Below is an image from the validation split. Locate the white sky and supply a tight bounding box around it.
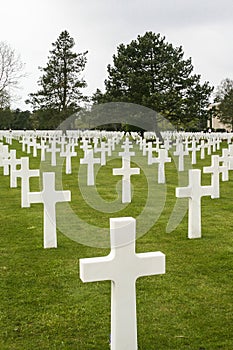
[1,0,233,110]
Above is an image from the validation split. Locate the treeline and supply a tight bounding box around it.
[0,30,232,131]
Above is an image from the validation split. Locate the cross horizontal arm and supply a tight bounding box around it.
[136,252,165,278]
[80,253,114,282]
[176,187,192,198]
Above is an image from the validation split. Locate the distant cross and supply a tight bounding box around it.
[113,157,140,203]
[47,139,61,166]
[94,141,109,166]
[206,138,212,155]
[12,157,40,207]
[19,135,28,152]
[60,143,77,174]
[173,142,189,171]
[80,149,101,186]
[203,155,228,199]
[151,149,171,184]
[119,138,135,160]
[80,138,92,157]
[227,145,233,170]
[37,139,49,161]
[197,140,206,160]
[59,135,67,154]
[219,148,233,170]
[176,169,213,239]
[80,217,165,350]
[31,137,39,157]
[187,138,198,164]
[0,144,9,167]
[28,172,71,248]
[3,149,22,186]
[147,142,159,165]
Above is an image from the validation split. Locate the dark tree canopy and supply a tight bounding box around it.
[215,78,233,129]
[27,30,88,126]
[93,32,213,129]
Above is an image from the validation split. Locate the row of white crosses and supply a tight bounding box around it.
[1,138,166,350]
[0,141,71,249]
[2,130,233,350]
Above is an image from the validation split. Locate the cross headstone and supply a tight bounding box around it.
[113,157,140,203]
[173,142,189,171]
[12,157,40,207]
[151,149,171,184]
[47,139,61,166]
[203,155,228,198]
[28,172,71,248]
[94,141,109,166]
[0,144,9,167]
[80,149,101,186]
[2,149,22,186]
[176,169,213,238]
[80,217,165,350]
[60,143,77,174]
[37,139,49,161]
[197,140,206,160]
[187,138,198,165]
[219,148,233,170]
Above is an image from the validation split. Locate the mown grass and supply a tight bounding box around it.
[0,138,232,349]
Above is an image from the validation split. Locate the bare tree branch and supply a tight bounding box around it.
[0,41,25,108]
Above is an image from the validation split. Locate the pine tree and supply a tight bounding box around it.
[27,30,88,123]
[93,32,213,130]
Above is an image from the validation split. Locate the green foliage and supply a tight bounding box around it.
[215,78,233,130]
[93,32,213,130]
[0,108,31,130]
[26,30,88,127]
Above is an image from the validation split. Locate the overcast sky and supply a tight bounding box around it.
[1,0,233,110]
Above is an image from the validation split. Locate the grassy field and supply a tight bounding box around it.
[0,137,232,349]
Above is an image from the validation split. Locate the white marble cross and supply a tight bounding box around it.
[60,143,77,174]
[3,149,22,186]
[38,139,49,161]
[94,141,109,166]
[80,149,101,186]
[80,217,165,350]
[197,140,206,160]
[147,142,159,165]
[227,144,233,170]
[28,172,71,248]
[0,144,9,167]
[80,138,92,157]
[47,139,61,166]
[219,148,233,170]
[151,149,171,184]
[113,157,140,203]
[176,169,214,238]
[187,138,198,164]
[120,138,135,160]
[203,155,228,198]
[173,142,189,171]
[12,157,40,207]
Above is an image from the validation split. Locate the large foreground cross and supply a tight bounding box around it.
[80,217,165,350]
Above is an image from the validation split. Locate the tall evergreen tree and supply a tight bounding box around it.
[215,78,233,129]
[93,32,213,129]
[27,30,88,125]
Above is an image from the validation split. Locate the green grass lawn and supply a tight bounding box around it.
[0,138,232,349]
